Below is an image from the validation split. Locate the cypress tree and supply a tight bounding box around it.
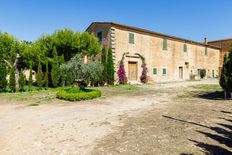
[0,63,7,92]
[9,67,16,92]
[51,47,60,87]
[19,69,25,91]
[101,47,107,84]
[107,47,114,85]
[29,62,33,88]
[44,61,49,88]
[36,62,43,87]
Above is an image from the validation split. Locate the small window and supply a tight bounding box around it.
[129,33,134,44]
[183,44,187,52]
[162,68,167,75]
[205,47,208,56]
[163,38,168,50]
[153,68,157,75]
[97,32,103,43]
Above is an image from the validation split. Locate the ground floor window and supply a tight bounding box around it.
[153,68,157,75]
[162,68,167,75]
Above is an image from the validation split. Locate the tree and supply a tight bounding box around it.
[60,54,103,86]
[107,48,114,85]
[51,47,60,87]
[29,62,33,88]
[36,62,43,87]
[0,63,7,92]
[117,53,127,84]
[101,47,108,84]
[220,51,232,99]
[44,60,49,87]
[9,67,16,92]
[19,69,25,91]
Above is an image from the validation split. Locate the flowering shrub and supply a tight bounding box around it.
[117,53,128,84]
[135,53,148,83]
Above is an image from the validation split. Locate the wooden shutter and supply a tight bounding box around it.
[163,38,167,50]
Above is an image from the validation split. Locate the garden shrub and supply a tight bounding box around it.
[56,87,101,101]
[199,69,206,79]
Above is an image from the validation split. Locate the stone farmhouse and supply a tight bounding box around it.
[86,22,231,83]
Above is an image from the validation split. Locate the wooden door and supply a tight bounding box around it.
[128,62,138,81]
[179,67,183,79]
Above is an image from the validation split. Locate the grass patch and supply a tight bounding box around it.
[98,84,137,91]
[28,103,39,106]
[191,84,222,91]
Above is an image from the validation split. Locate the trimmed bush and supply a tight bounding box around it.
[56,87,101,101]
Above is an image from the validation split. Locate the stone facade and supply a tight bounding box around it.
[208,38,232,72]
[86,22,221,83]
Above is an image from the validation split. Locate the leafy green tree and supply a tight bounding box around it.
[107,48,114,85]
[19,69,25,91]
[0,63,7,92]
[220,51,232,99]
[36,62,43,87]
[44,60,49,88]
[9,67,16,92]
[101,47,108,84]
[29,62,33,87]
[51,47,60,87]
[60,54,103,86]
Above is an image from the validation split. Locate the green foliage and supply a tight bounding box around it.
[60,54,103,86]
[199,69,206,79]
[101,47,108,84]
[44,60,49,87]
[107,48,114,85]
[56,87,101,101]
[51,47,60,87]
[36,62,44,87]
[0,63,7,92]
[19,69,25,91]
[220,51,232,96]
[29,62,33,87]
[9,67,16,92]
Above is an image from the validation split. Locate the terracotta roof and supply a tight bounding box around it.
[208,38,232,43]
[86,22,221,49]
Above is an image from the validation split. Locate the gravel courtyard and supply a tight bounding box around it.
[0,79,231,155]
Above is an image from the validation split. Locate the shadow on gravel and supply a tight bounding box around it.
[194,91,227,100]
[163,114,232,155]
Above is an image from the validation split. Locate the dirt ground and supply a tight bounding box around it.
[0,79,231,155]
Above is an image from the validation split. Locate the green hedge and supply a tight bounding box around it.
[56,87,101,101]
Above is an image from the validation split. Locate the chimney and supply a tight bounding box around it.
[204,37,208,45]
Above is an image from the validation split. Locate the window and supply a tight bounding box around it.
[129,33,134,44]
[205,47,208,56]
[163,38,168,50]
[162,68,167,75]
[97,32,103,43]
[183,44,187,52]
[153,68,157,75]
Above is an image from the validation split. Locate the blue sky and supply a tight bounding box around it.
[0,0,231,42]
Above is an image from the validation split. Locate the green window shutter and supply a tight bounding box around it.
[205,47,208,56]
[97,32,103,43]
[212,70,215,78]
[162,68,167,75]
[153,68,157,75]
[163,38,167,50]
[184,44,187,52]
[129,33,134,44]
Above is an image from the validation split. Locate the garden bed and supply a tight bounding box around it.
[56,86,101,101]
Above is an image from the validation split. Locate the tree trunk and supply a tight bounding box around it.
[4,53,20,88]
[224,91,227,99]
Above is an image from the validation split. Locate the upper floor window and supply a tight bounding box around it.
[97,32,103,43]
[163,38,168,50]
[205,47,208,56]
[183,44,187,52]
[129,33,135,44]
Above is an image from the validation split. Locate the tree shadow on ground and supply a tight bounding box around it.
[194,91,229,100]
[163,114,232,155]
